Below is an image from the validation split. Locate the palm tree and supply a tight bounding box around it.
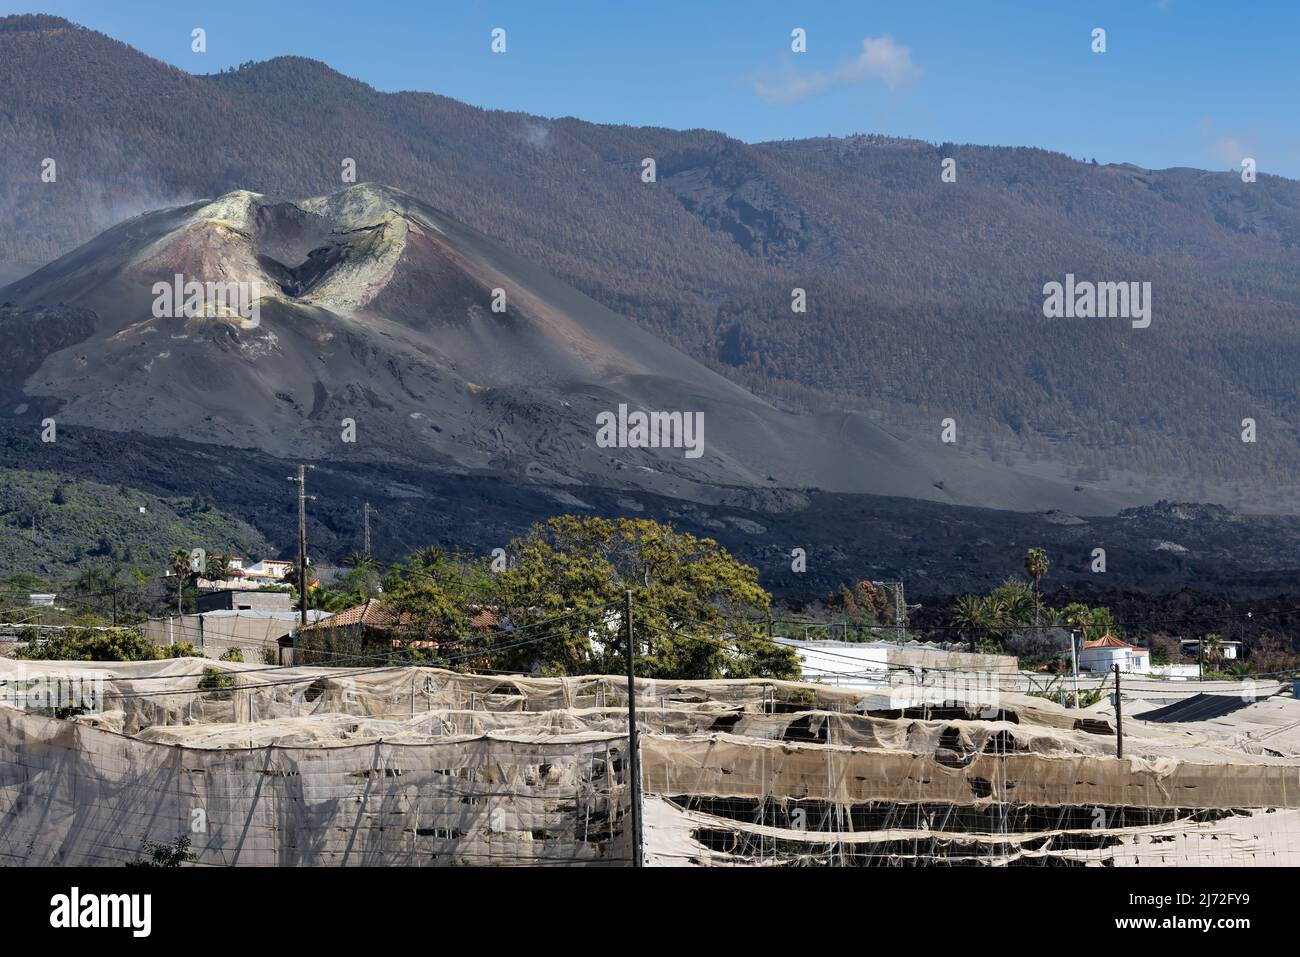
[951,593,1016,648]
[307,584,353,612]
[342,551,377,571]
[168,548,193,615]
[1023,548,1049,627]
[1060,602,1094,640]
[1202,633,1224,672]
[409,546,438,563]
[168,548,193,578]
[950,594,990,644]
[993,578,1035,629]
[1058,602,1095,685]
[206,553,232,581]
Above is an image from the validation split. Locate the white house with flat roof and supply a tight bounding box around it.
[1179,638,1242,661]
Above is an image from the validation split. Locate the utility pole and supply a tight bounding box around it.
[288,465,315,629]
[894,582,905,645]
[1070,628,1080,709]
[624,589,643,867]
[1113,664,1124,758]
[363,501,371,555]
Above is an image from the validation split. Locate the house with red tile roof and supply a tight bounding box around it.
[1078,633,1150,674]
[286,599,503,665]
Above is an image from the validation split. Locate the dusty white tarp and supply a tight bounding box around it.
[2,659,1298,866]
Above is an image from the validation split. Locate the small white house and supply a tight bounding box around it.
[1148,663,1201,680]
[27,594,56,607]
[1078,634,1150,674]
[242,559,293,582]
[1180,638,1241,661]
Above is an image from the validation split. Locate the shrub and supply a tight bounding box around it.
[16,627,158,661]
[126,835,196,868]
[162,642,204,658]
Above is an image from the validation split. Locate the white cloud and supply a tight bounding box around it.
[753,35,923,105]
[1206,135,1250,168]
[1200,117,1258,169]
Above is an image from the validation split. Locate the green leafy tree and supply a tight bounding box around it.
[486,516,797,679]
[379,547,492,653]
[322,560,385,608]
[1090,607,1120,640]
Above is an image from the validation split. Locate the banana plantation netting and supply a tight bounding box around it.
[2,657,1298,866]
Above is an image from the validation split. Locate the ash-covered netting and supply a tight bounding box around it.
[1,658,1298,866]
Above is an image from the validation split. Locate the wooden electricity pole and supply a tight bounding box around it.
[288,465,315,629]
[1070,629,1081,708]
[624,589,643,867]
[1113,664,1124,759]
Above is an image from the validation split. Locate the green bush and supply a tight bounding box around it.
[126,835,196,868]
[162,642,205,658]
[16,627,159,661]
[197,667,235,694]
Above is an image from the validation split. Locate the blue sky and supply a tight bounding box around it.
[8,0,1300,178]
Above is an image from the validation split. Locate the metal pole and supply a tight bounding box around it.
[624,589,643,867]
[297,465,308,629]
[1113,664,1123,759]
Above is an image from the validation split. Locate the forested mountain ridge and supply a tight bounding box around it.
[2,14,1298,508]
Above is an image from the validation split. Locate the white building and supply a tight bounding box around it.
[1078,634,1150,674]
[241,559,294,583]
[772,638,892,689]
[1180,638,1242,661]
[772,637,1018,690]
[1148,662,1202,680]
